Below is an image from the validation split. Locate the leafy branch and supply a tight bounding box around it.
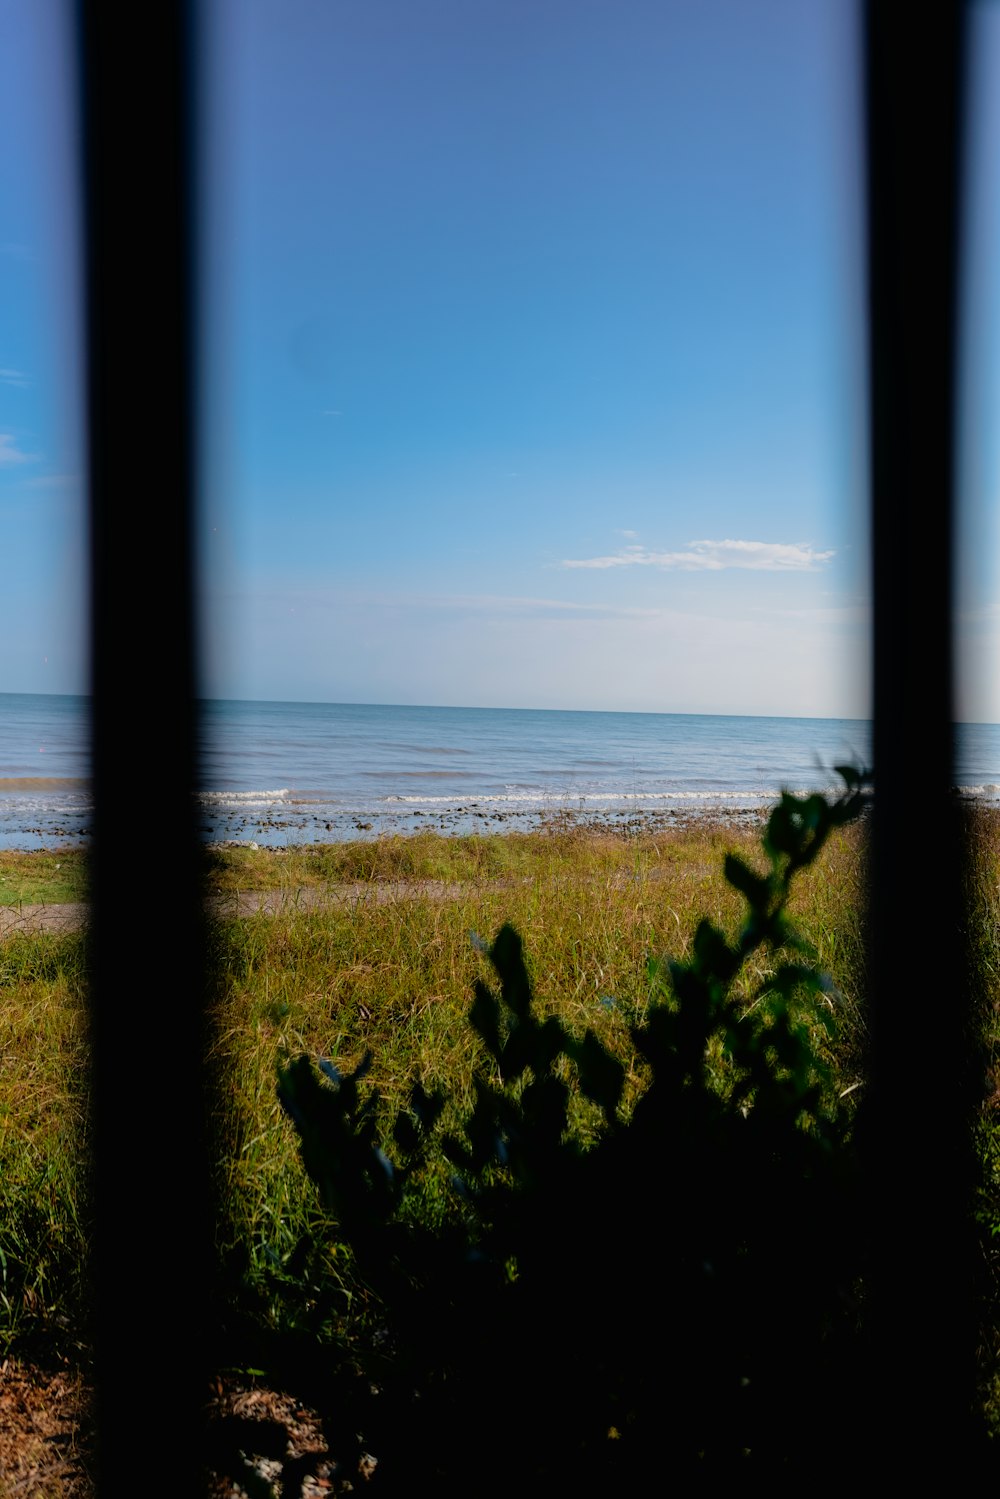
[274,771,868,1482]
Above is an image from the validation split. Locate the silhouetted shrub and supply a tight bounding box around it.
[275,773,868,1488]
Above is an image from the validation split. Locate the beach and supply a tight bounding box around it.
[0,692,884,850]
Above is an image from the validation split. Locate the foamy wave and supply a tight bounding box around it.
[0,794,91,816]
[381,789,797,806]
[199,788,290,806]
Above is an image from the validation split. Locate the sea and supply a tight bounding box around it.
[1,691,998,851]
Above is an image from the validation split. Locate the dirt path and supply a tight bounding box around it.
[1,862,724,938]
[0,902,89,938]
[0,1361,370,1497]
[0,879,526,938]
[0,1361,92,1498]
[0,860,730,938]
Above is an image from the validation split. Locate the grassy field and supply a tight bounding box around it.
[0,817,867,1343]
[1,811,998,1429]
[0,849,87,906]
[0,927,89,1353]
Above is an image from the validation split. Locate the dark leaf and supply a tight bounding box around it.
[724,853,771,910]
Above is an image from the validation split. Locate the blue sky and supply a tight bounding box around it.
[0,1,83,698]
[3,1,999,718]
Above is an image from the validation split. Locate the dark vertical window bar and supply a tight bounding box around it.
[865,1,980,1456]
[77,2,209,1488]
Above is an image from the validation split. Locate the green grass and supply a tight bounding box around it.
[0,850,88,907]
[2,810,999,1436]
[202,817,766,893]
[965,809,1000,1435]
[0,933,90,1354]
[0,818,870,1357]
[204,818,870,1337]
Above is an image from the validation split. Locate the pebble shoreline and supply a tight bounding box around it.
[209,801,775,848]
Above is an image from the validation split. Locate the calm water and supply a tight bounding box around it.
[0,691,996,849]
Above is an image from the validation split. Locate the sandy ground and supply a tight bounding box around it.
[0,1362,375,1497]
[0,856,732,938]
[0,1362,92,1498]
[0,882,500,938]
[0,903,89,938]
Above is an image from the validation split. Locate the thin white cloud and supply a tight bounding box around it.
[0,368,29,388]
[0,433,34,466]
[561,539,835,572]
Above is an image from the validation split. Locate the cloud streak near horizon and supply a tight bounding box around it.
[561,539,835,572]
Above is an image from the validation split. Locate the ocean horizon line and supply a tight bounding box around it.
[2,689,880,726]
[8,687,1000,731]
[2,693,999,850]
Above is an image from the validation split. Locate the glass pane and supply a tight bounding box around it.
[958,4,1000,781]
[0,1,87,848]
[197,1,876,1479]
[956,2,1000,1437]
[200,0,871,835]
[0,0,90,1461]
